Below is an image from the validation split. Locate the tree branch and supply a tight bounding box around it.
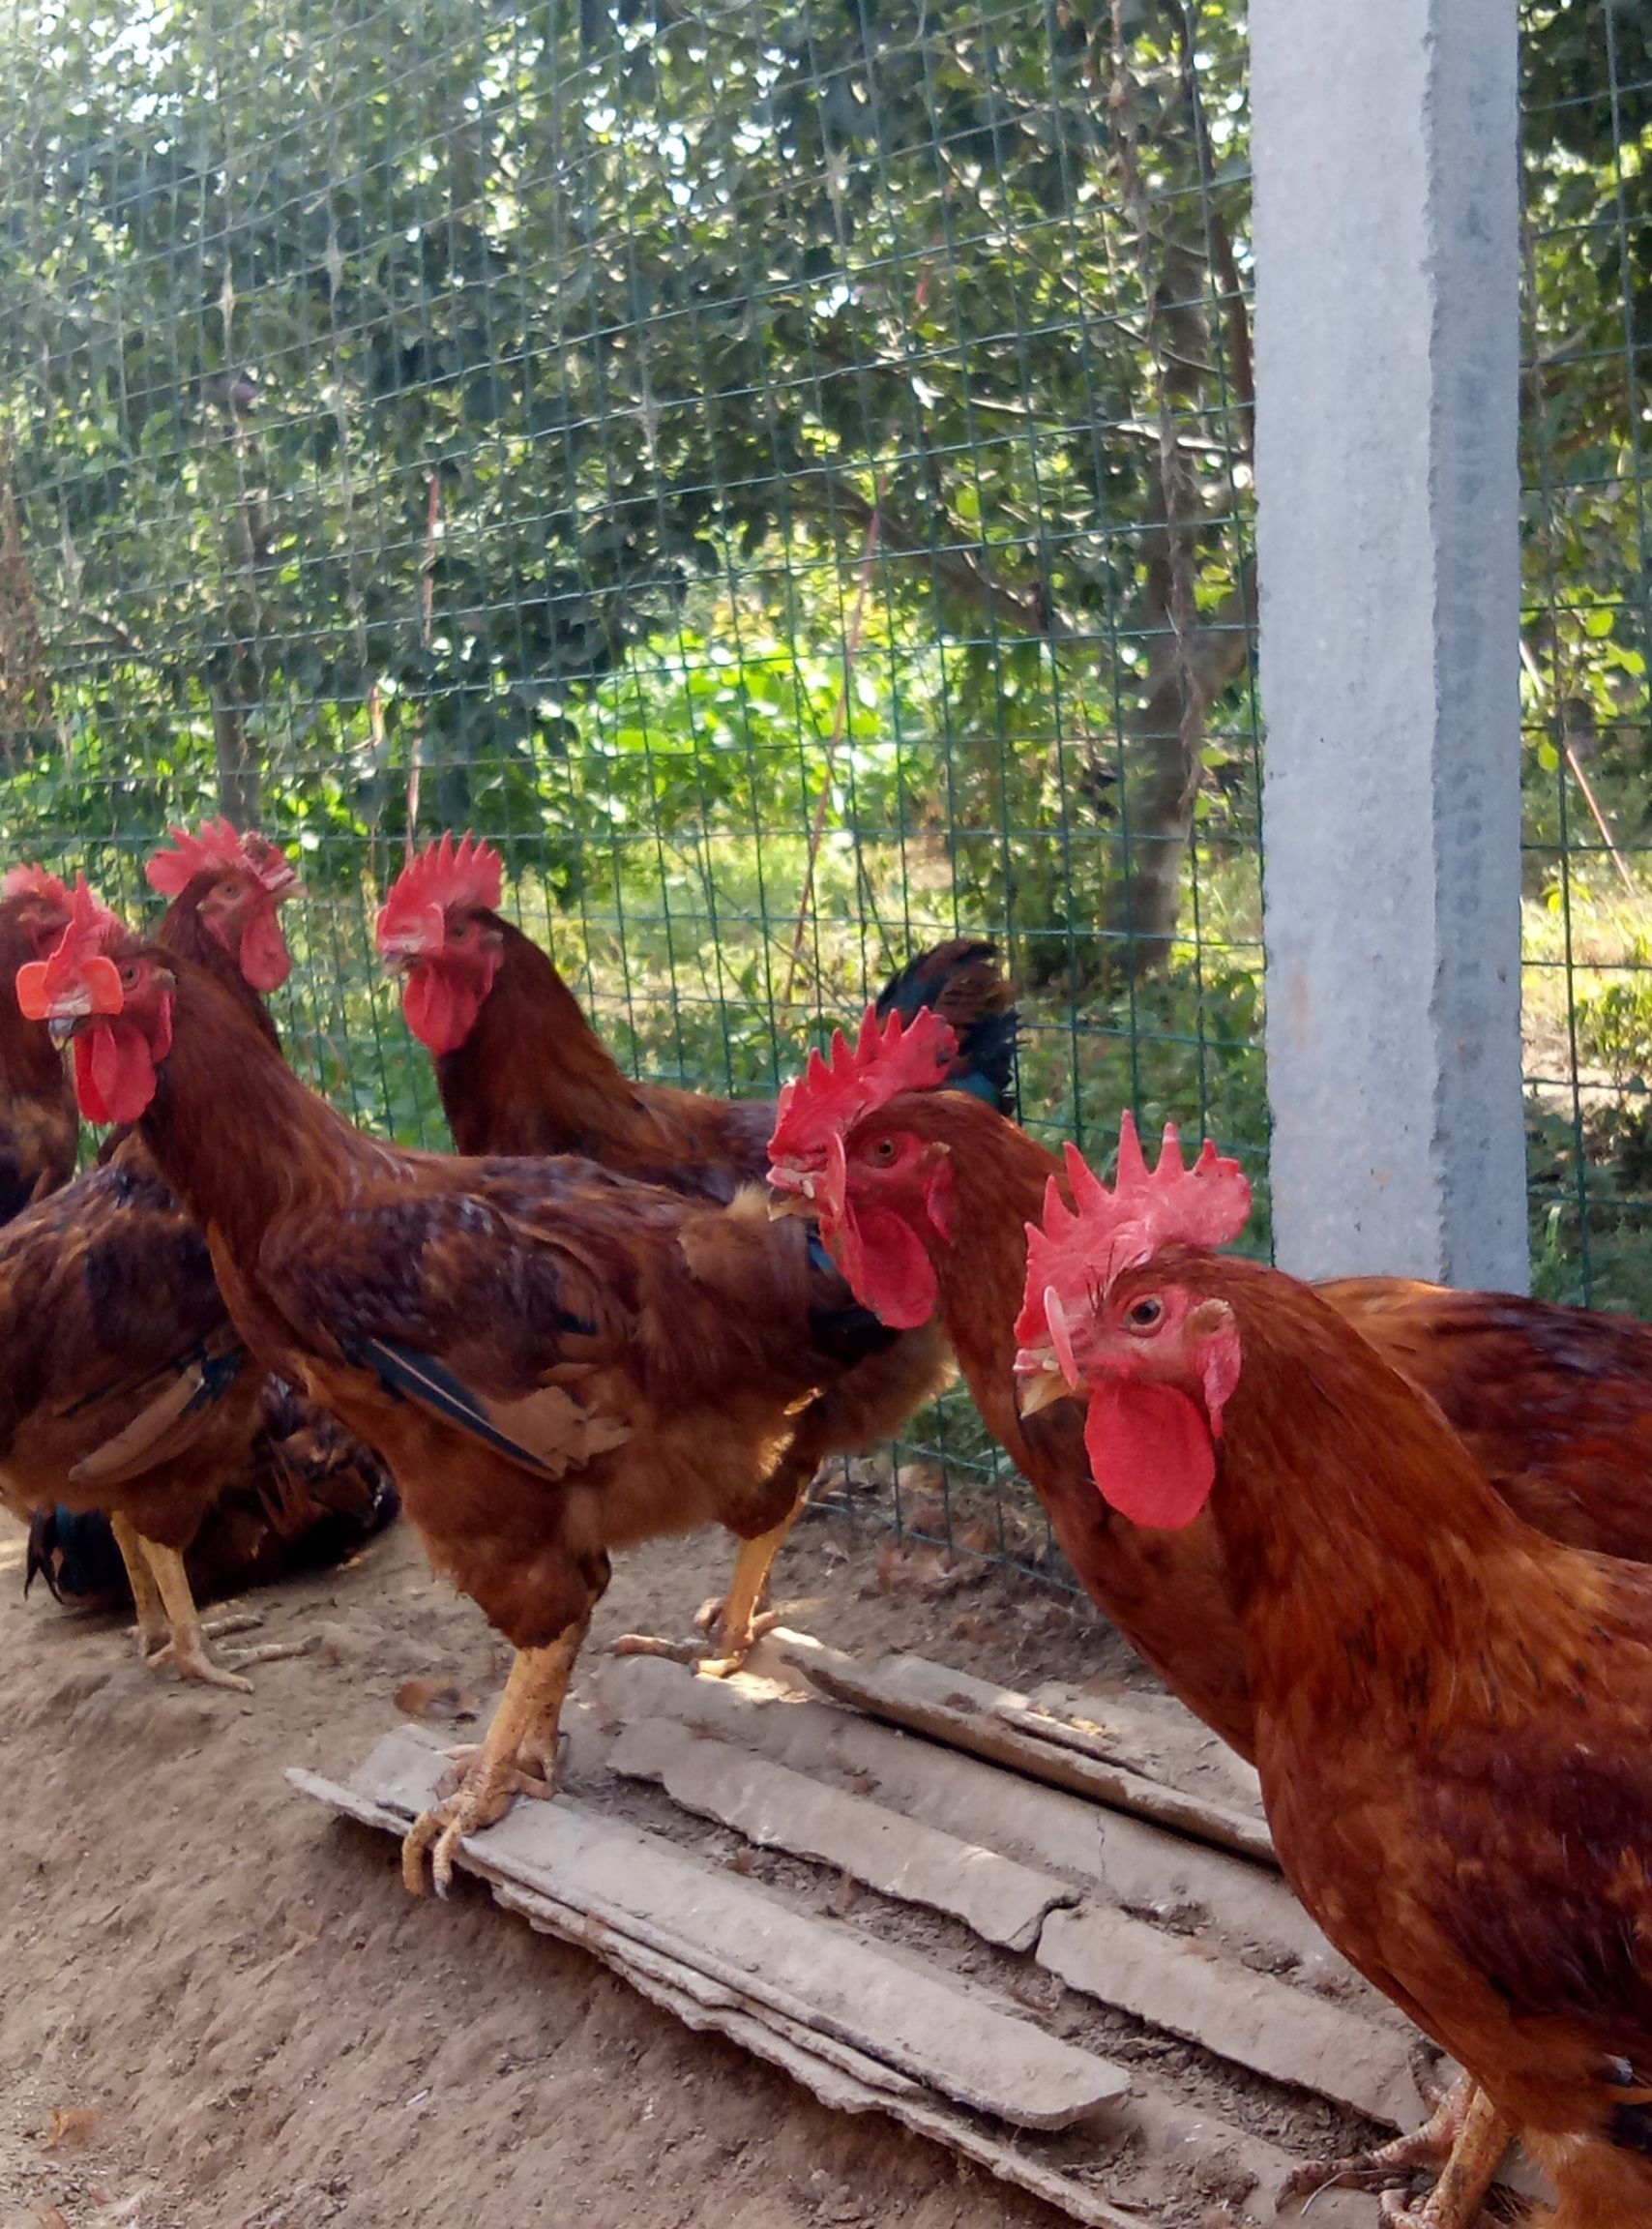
[790,471,1058,640]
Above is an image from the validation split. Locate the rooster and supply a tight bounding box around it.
[0,865,79,1219]
[146,816,300,1022]
[25,822,398,1628]
[28,911,984,1894]
[1015,1131,1652,2229]
[372,831,1016,1667]
[374,829,1015,1192]
[5,830,387,1688]
[26,1376,398,1613]
[769,1019,1652,2221]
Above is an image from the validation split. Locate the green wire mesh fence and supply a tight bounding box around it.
[1521,0,1652,1319]
[0,0,1642,1585]
[0,0,1261,1587]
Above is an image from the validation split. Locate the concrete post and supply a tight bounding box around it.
[1252,0,1528,1291]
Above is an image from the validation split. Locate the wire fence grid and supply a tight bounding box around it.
[0,0,1644,1587]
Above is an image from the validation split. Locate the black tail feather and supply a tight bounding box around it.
[875,937,1018,1116]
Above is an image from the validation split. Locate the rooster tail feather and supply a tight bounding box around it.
[873,938,1018,1116]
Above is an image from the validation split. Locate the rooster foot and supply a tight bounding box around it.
[146,1632,254,1693]
[401,1768,550,1900]
[198,1610,266,1641]
[437,1731,563,1794]
[610,1602,782,1679]
[402,1637,586,1900]
[1282,2072,1508,2229]
[148,1631,311,1690]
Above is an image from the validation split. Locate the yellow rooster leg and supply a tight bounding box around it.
[109,1512,170,1658]
[1377,2085,1511,2227]
[611,1499,802,1679]
[402,1622,587,1900]
[138,1540,308,1692]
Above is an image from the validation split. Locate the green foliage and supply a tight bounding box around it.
[0,0,1648,1359]
[1572,934,1652,1089]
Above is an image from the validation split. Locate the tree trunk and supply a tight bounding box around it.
[1100,564,1256,976]
[213,695,260,828]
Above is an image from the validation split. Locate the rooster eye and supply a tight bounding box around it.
[217,877,242,899]
[1124,1296,1165,1332]
[119,962,139,987]
[870,1137,899,1164]
[451,919,471,941]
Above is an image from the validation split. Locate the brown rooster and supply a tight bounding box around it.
[23,824,396,1648]
[0,865,78,1219]
[374,830,1016,1192]
[769,1025,1652,2221]
[30,917,974,1894]
[371,831,1015,1667]
[147,815,300,1020]
[1017,1137,1652,2229]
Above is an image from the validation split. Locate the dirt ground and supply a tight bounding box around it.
[0,1503,1147,2229]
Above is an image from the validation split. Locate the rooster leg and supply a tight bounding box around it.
[109,1513,170,1658]
[611,1492,806,1678]
[1281,2070,1504,2218]
[402,1619,588,1900]
[693,1507,799,1675]
[139,1541,307,1691]
[1376,2086,1511,2228]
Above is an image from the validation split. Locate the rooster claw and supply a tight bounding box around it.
[608,1630,704,1666]
[401,1764,554,1897]
[610,1605,782,1679]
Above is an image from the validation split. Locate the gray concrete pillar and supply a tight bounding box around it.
[1253,0,1528,1291]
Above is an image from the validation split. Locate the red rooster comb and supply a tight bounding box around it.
[375,832,504,953]
[15,876,126,1021]
[1,865,72,911]
[1014,1113,1252,1381]
[145,817,299,899]
[769,1002,959,1166]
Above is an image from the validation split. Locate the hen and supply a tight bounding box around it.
[1016,1134,1652,2229]
[32,916,976,1895]
[373,831,1015,1667]
[0,865,78,1219]
[770,1022,1652,2220]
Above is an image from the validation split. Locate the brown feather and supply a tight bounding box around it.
[121,957,944,1659]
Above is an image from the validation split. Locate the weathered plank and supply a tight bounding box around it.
[1022,1676,1267,1815]
[1036,1904,1421,2129]
[594,1652,1348,1983]
[786,1638,1278,1865]
[596,1673,1422,2125]
[292,1745,1382,2228]
[489,1876,1154,2229]
[608,1715,1076,1951]
[298,1730,1131,2131]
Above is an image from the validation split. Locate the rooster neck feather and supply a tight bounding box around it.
[437,915,646,1156]
[1190,1257,1612,1732]
[138,960,381,1254]
[877,1092,1061,1453]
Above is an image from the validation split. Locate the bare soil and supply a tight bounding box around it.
[0,1504,1149,2229]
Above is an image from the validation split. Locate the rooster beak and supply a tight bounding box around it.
[1016,1364,1072,1418]
[766,1164,819,1218]
[47,1016,78,1048]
